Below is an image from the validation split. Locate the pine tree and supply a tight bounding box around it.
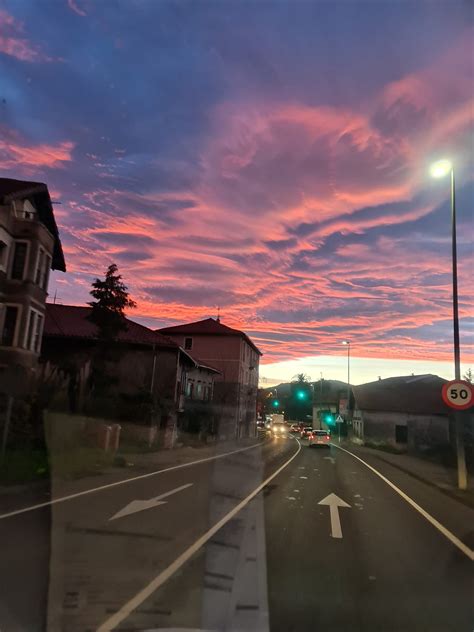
[88,264,136,340]
[463,368,473,384]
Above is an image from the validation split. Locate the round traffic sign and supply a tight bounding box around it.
[441,380,473,410]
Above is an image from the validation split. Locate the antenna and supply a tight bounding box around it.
[216,306,220,322]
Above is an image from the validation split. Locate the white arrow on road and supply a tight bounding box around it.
[324,456,336,464]
[318,493,351,538]
[109,483,193,521]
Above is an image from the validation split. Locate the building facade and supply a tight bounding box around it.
[352,375,452,451]
[159,318,261,438]
[0,179,65,393]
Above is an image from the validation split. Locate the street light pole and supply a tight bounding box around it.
[342,340,351,425]
[431,159,466,490]
[450,168,461,380]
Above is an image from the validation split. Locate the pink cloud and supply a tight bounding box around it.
[67,0,87,17]
[0,10,53,62]
[44,34,474,367]
[0,129,74,169]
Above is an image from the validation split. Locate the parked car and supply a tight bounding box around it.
[308,429,331,448]
[300,426,313,439]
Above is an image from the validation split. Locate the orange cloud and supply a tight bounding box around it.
[0,134,74,169]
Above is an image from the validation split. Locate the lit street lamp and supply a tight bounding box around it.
[430,159,466,490]
[342,340,351,420]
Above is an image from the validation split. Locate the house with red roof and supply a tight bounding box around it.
[41,304,219,443]
[0,178,65,394]
[158,317,261,438]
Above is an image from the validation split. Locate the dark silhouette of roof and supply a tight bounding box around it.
[353,374,451,415]
[0,178,66,271]
[159,317,262,355]
[44,304,177,348]
[185,354,221,374]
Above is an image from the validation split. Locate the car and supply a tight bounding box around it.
[271,422,288,437]
[308,429,331,448]
[289,423,301,434]
[300,426,313,439]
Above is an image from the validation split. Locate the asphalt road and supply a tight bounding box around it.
[0,435,472,632]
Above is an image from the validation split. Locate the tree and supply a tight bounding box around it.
[463,368,473,384]
[88,264,137,340]
[292,373,312,384]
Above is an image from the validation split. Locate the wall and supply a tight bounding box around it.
[361,409,449,449]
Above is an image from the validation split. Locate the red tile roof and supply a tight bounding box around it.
[0,178,66,272]
[44,304,178,348]
[158,318,262,355]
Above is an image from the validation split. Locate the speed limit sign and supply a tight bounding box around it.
[442,380,473,410]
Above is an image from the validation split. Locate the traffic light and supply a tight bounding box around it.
[322,411,335,425]
[296,390,307,400]
[273,400,280,407]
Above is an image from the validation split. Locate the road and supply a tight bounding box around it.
[0,435,472,631]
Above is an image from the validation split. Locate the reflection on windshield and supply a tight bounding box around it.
[0,1,473,631]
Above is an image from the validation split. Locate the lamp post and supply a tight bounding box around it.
[342,341,351,422]
[430,159,466,490]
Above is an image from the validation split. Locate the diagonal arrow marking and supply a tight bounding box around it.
[318,493,351,538]
[110,483,193,521]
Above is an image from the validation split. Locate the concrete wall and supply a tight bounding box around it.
[360,409,449,449]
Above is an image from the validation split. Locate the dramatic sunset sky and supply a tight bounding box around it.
[1,0,472,385]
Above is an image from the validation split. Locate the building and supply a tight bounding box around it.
[351,374,452,451]
[312,379,349,430]
[0,178,65,392]
[158,317,261,438]
[41,304,219,444]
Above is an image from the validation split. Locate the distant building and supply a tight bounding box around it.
[352,374,452,450]
[0,178,65,394]
[312,379,349,429]
[158,317,262,438]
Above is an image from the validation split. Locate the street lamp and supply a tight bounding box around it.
[430,159,466,489]
[342,341,351,416]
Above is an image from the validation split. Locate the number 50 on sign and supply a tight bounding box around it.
[442,380,473,410]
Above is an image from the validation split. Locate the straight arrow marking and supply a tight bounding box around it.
[110,483,193,521]
[318,493,351,539]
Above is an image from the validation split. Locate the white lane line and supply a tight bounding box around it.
[0,442,266,521]
[96,440,302,632]
[332,444,474,561]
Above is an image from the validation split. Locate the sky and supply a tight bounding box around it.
[1,0,473,385]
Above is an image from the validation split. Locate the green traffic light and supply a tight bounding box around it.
[296,390,306,400]
[273,400,279,407]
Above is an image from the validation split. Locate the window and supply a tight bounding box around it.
[1,306,19,346]
[184,337,193,350]
[0,240,6,267]
[10,241,28,280]
[35,249,51,289]
[24,309,44,353]
[35,248,45,285]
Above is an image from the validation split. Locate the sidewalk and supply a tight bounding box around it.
[343,440,474,508]
[0,436,265,515]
